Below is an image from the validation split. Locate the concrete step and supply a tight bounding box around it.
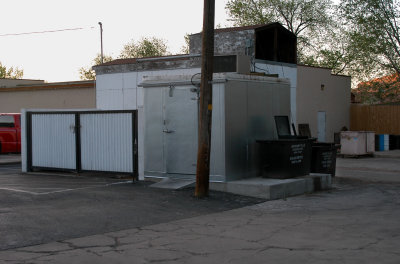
[210,173,331,200]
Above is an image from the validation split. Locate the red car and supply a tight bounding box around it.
[0,113,21,154]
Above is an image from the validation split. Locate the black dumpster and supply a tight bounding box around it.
[389,135,400,150]
[257,139,312,179]
[310,143,338,176]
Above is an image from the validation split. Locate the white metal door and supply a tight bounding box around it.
[163,86,198,175]
[80,113,133,172]
[31,114,76,169]
[317,111,326,142]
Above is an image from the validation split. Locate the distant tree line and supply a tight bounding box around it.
[0,61,23,79]
[79,37,172,80]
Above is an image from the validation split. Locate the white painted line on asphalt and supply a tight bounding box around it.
[0,188,39,195]
[0,181,131,195]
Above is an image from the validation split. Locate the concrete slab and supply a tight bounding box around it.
[210,174,331,200]
[150,177,196,190]
[374,149,400,158]
[336,157,400,183]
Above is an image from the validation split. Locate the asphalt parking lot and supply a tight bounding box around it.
[1,154,400,263]
[0,163,265,251]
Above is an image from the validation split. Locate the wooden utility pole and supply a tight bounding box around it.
[195,0,215,198]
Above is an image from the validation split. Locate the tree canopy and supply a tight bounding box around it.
[353,73,400,104]
[226,0,334,59]
[180,34,190,54]
[119,37,170,59]
[79,54,113,80]
[340,0,400,76]
[0,62,23,79]
[225,0,400,87]
[79,37,170,80]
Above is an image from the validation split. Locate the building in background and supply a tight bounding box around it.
[0,80,96,113]
[93,22,351,179]
[296,65,351,142]
[0,78,45,88]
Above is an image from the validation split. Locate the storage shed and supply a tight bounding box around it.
[140,73,290,182]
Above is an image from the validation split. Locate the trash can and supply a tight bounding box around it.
[256,139,312,179]
[311,143,338,177]
[389,135,400,150]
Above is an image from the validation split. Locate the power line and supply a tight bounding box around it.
[0,27,95,37]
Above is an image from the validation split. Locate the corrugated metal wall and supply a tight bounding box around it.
[80,113,133,172]
[31,113,76,169]
[27,110,137,175]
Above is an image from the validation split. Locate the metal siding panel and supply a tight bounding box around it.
[144,87,166,174]
[255,63,297,124]
[80,113,133,172]
[210,83,226,180]
[31,114,76,169]
[224,81,248,181]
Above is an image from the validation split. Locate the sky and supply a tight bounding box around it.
[0,0,232,82]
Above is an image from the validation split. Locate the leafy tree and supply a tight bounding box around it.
[80,37,170,80]
[79,54,113,80]
[0,62,23,79]
[299,23,375,81]
[353,73,400,104]
[226,0,333,49]
[180,34,190,54]
[225,0,368,79]
[119,37,170,59]
[340,0,400,76]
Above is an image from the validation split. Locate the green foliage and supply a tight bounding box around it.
[0,62,23,79]
[79,37,170,80]
[180,34,190,54]
[353,73,400,104]
[225,0,400,86]
[79,54,113,80]
[340,0,400,76]
[119,37,170,59]
[226,0,276,26]
[226,0,333,45]
[225,0,357,75]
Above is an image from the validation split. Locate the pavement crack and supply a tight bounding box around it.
[57,241,108,252]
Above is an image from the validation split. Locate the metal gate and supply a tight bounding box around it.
[26,110,138,178]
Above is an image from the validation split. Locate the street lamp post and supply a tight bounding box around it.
[98,22,103,64]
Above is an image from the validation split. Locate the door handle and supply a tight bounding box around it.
[163,129,174,133]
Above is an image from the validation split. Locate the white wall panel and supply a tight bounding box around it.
[122,72,138,89]
[97,90,124,110]
[122,89,138,109]
[80,113,133,172]
[31,113,76,169]
[96,73,123,91]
